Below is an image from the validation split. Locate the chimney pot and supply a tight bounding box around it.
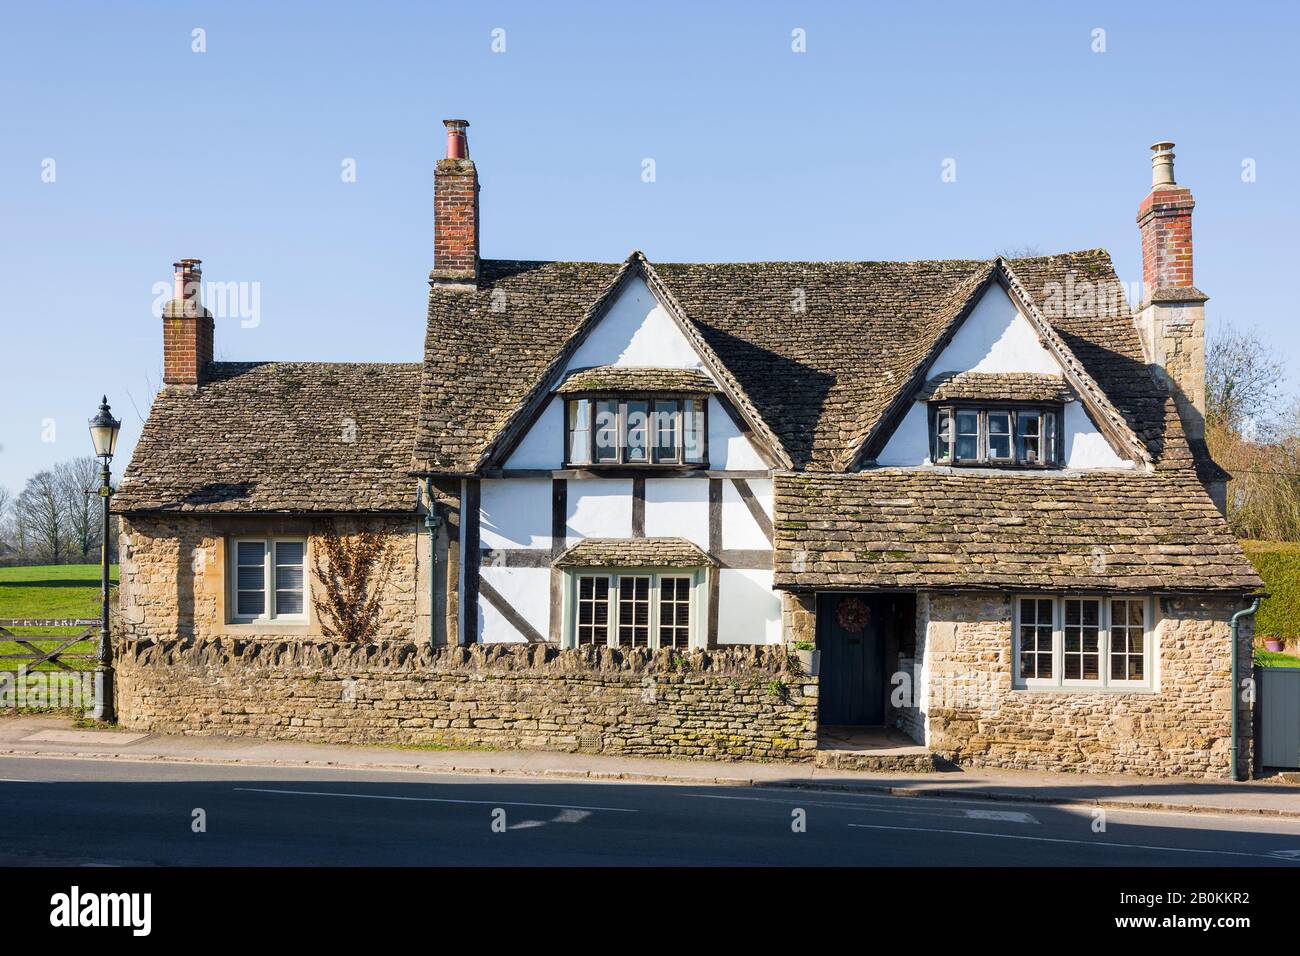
[172,258,203,314]
[444,119,470,160]
[1150,141,1177,188]
[163,257,213,386]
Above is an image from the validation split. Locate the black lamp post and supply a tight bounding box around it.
[88,396,121,721]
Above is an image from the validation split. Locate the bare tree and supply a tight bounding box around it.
[1205,322,1300,539]
[0,485,12,558]
[1206,320,1284,436]
[15,470,67,564]
[55,457,102,562]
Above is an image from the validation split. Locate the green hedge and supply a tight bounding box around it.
[1241,541,1300,639]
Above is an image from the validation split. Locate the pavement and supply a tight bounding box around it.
[2,713,1299,820]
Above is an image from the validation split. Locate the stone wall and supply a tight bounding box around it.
[921,592,1252,779]
[115,639,818,762]
[118,514,424,643]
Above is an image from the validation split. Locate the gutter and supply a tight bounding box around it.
[423,478,440,650]
[1230,596,1263,782]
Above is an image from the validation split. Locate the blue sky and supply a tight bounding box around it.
[2,1,1297,494]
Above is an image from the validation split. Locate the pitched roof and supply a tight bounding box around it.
[414,249,1195,476]
[554,537,714,568]
[773,470,1261,593]
[555,365,716,394]
[116,362,422,514]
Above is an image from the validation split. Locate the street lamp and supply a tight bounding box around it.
[88,396,120,721]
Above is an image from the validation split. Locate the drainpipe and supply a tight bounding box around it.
[423,478,440,649]
[1230,597,1261,782]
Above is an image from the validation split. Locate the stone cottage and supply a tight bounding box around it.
[113,124,1262,777]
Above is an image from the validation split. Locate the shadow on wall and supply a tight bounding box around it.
[1051,330,1173,464]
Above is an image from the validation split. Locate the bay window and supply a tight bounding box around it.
[1014,595,1152,690]
[933,404,1059,467]
[565,396,707,467]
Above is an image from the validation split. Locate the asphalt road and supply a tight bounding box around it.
[2,755,1300,866]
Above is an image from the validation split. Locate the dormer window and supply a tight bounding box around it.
[932,405,1059,467]
[565,395,707,467]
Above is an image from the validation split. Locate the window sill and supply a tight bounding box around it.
[223,620,312,634]
[1012,683,1157,695]
[936,461,1061,471]
[562,463,710,473]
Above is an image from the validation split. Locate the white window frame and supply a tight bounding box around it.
[1012,594,1154,692]
[228,536,309,624]
[563,568,705,650]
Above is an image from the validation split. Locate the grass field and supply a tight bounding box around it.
[0,564,117,673]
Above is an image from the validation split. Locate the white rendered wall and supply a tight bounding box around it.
[478,566,549,644]
[930,285,1059,375]
[1063,402,1131,468]
[567,276,706,371]
[718,569,782,644]
[721,478,773,549]
[876,403,933,467]
[565,478,633,542]
[480,478,551,549]
[708,397,767,470]
[644,479,709,547]
[506,397,564,469]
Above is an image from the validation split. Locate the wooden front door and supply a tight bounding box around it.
[817,594,885,725]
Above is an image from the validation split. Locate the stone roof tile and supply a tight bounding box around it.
[773,470,1261,593]
[116,362,421,513]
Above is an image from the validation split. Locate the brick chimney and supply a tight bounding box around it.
[1132,143,1219,502]
[431,119,479,288]
[1138,142,1196,291]
[162,258,213,387]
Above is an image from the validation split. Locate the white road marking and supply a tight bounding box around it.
[686,792,1038,823]
[847,822,1300,861]
[232,786,637,813]
[963,809,1039,824]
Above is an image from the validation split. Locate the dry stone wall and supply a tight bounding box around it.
[115,640,818,762]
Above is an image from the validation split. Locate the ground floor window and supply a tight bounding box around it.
[569,570,702,650]
[229,537,308,623]
[1014,595,1152,690]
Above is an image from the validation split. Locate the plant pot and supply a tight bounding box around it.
[794,648,820,677]
[1265,639,1285,652]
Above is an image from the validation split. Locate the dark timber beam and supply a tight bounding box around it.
[462,479,481,644]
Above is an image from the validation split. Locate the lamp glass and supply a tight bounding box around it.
[88,397,121,460]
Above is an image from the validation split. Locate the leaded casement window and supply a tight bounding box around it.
[568,570,702,649]
[229,538,307,623]
[1014,595,1153,690]
[564,396,707,467]
[932,405,1059,467]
